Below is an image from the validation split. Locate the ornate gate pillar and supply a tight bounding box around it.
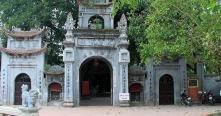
[117,14,130,106]
[63,13,75,107]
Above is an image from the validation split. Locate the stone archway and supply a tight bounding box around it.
[79,57,112,106]
[48,82,62,102]
[159,74,174,105]
[14,73,31,105]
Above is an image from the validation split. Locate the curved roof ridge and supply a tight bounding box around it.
[0,44,47,56]
[6,29,45,39]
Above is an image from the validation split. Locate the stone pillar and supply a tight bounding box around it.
[197,63,204,91]
[117,14,130,106]
[118,50,130,106]
[63,13,76,107]
[177,58,187,104]
[178,58,187,95]
[110,16,114,29]
[41,77,48,106]
[63,61,74,107]
[145,61,155,105]
[0,68,7,105]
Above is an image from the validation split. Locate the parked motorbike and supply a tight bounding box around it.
[180,91,192,106]
[198,91,207,104]
[207,91,215,105]
[198,90,215,105]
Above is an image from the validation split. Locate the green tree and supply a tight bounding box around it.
[113,0,221,74]
[113,0,149,64]
[0,0,78,65]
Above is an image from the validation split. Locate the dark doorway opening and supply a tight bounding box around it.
[48,83,62,101]
[14,73,31,105]
[159,74,174,105]
[80,58,112,106]
[130,83,143,103]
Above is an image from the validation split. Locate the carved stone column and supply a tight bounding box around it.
[0,68,7,105]
[117,14,130,106]
[118,49,130,106]
[63,13,75,107]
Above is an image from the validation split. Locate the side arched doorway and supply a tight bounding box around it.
[159,74,174,105]
[48,83,62,101]
[130,83,143,103]
[80,57,112,106]
[14,73,31,105]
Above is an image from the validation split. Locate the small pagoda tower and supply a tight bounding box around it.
[0,28,46,105]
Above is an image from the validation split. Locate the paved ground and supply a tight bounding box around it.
[40,105,221,116]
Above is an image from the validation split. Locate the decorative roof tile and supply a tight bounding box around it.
[45,65,64,75]
[0,44,47,56]
[6,29,45,39]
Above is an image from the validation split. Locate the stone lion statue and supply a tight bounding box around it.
[21,84,40,108]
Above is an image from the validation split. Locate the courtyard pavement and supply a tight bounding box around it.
[39,105,221,116]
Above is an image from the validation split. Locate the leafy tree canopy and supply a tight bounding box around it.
[113,0,149,64]
[0,0,78,65]
[113,0,221,74]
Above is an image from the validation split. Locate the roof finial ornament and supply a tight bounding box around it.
[63,12,75,41]
[119,14,127,37]
[117,14,129,48]
[64,12,75,30]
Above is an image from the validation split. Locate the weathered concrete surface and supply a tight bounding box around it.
[0,106,40,116]
[39,105,221,116]
[0,106,21,115]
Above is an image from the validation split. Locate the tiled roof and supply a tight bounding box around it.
[44,72,64,75]
[45,65,64,75]
[6,29,45,39]
[0,44,47,56]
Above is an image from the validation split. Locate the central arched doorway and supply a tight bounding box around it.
[14,73,31,105]
[80,57,112,106]
[159,74,174,105]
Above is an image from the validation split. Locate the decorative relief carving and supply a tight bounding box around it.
[122,65,127,93]
[9,56,35,64]
[10,40,39,49]
[119,14,127,36]
[2,69,6,100]
[80,7,111,14]
[66,52,72,58]
[66,64,71,100]
[63,13,75,42]
[119,49,130,63]
[77,39,115,47]
[38,70,42,89]
[63,48,75,62]
[64,13,75,31]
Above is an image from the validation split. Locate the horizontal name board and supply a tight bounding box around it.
[119,93,130,101]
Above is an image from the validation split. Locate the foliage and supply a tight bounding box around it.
[113,0,221,74]
[208,112,221,116]
[44,64,51,72]
[113,0,149,64]
[0,31,7,47]
[0,0,78,65]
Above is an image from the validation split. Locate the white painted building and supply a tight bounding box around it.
[0,28,46,105]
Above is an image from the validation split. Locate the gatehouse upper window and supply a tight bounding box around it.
[92,0,106,4]
[88,15,104,29]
